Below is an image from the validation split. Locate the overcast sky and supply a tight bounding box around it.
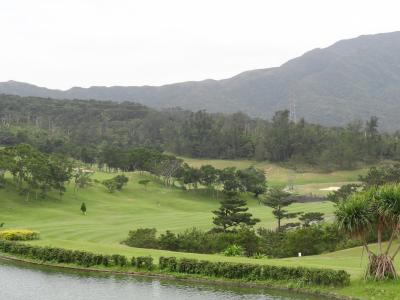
[0,0,399,89]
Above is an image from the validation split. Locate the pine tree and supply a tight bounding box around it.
[262,187,300,231]
[212,192,260,232]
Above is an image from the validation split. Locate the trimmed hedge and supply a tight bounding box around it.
[0,240,152,270]
[0,229,40,241]
[136,256,154,270]
[159,256,177,271]
[159,256,350,286]
[0,240,349,286]
[0,240,136,267]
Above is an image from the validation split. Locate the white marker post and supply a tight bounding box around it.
[298,252,302,258]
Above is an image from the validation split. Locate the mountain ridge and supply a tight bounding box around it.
[2,31,400,130]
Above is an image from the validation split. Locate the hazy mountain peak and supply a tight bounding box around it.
[1,31,400,130]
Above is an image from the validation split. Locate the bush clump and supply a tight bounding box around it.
[124,225,363,258]
[102,175,129,193]
[136,256,154,270]
[124,228,158,249]
[159,256,177,271]
[223,244,244,257]
[0,229,40,241]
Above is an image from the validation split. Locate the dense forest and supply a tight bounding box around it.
[1,94,400,170]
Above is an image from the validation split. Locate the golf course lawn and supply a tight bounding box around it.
[183,157,369,186]
[0,170,336,245]
[1,161,399,299]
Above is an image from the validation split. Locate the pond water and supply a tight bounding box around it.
[0,259,328,300]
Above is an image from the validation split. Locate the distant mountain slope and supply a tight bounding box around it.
[2,31,400,130]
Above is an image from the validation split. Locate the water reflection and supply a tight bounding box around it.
[0,259,327,300]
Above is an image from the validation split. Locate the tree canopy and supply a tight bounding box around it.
[0,95,398,170]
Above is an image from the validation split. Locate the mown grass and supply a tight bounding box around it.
[2,160,399,299]
[183,157,368,187]
[0,171,335,245]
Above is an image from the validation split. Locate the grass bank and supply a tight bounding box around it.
[0,250,353,300]
[4,245,400,300]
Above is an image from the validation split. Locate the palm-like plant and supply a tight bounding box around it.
[335,192,373,241]
[335,184,400,280]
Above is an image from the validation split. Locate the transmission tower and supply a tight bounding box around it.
[289,101,297,123]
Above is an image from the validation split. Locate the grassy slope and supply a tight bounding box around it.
[1,160,398,299]
[0,171,334,245]
[183,157,368,196]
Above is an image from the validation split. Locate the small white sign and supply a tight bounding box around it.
[298,252,302,257]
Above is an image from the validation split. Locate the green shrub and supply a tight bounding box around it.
[102,255,111,266]
[223,244,244,256]
[159,257,177,271]
[124,228,158,249]
[176,227,218,253]
[158,231,179,251]
[102,175,129,193]
[112,254,128,267]
[93,254,104,265]
[136,256,153,270]
[131,256,136,267]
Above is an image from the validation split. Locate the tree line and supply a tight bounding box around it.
[1,94,400,170]
[0,144,73,200]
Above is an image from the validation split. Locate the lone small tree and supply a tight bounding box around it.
[262,187,300,231]
[213,191,260,232]
[335,184,400,280]
[73,168,93,192]
[81,202,87,215]
[102,175,129,193]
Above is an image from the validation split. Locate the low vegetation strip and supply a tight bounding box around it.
[0,229,40,241]
[0,240,350,287]
[0,239,151,269]
[159,257,350,287]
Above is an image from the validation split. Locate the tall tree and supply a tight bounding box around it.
[365,116,380,160]
[262,187,300,231]
[212,192,260,232]
[218,167,245,194]
[265,110,292,161]
[237,166,267,197]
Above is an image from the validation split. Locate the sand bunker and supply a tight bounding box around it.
[320,186,340,191]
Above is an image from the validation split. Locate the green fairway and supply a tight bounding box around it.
[2,165,399,299]
[183,157,368,192]
[0,171,334,245]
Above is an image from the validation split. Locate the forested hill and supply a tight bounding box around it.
[2,32,400,130]
[0,94,399,170]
